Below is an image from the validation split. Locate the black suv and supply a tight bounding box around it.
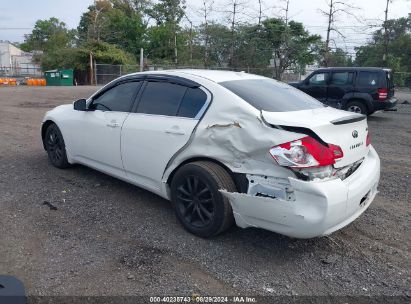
[290,67,397,115]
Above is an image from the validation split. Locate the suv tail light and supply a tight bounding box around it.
[366,132,371,146]
[377,88,388,101]
[269,136,343,168]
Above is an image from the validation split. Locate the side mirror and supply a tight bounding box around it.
[304,78,309,85]
[74,99,87,111]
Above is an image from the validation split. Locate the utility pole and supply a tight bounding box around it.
[383,0,390,66]
[140,48,144,72]
[325,0,333,67]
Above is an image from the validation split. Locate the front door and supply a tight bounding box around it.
[70,81,141,177]
[121,80,209,193]
[300,72,329,103]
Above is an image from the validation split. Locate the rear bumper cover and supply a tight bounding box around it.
[372,97,397,111]
[222,146,380,238]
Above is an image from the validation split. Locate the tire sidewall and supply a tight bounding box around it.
[345,101,368,115]
[45,124,69,168]
[171,164,228,238]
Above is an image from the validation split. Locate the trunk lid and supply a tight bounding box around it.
[262,107,369,168]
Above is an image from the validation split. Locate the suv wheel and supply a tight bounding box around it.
[345,101,368,115]
[170,161,236,238]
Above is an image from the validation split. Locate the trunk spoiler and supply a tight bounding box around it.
[330,114,366,125]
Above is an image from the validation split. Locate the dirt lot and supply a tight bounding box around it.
[0,86,410,300]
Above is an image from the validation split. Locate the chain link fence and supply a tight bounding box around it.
[0,65,43,78]
[95,63,304,85]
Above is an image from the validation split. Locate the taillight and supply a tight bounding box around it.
[366,132,371,146]
[269,136,343,168]
[377,88,388,101]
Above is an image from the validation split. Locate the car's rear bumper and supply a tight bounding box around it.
[372,97,397,111]
[222,147,380,238]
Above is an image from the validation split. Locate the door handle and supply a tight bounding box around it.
[164,128,185,135]
[107,121,120,128]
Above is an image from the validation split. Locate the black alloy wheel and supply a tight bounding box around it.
[44,124,70,168]
[171,161,237,238]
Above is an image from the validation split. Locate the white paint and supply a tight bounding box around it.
[42,69,381,238]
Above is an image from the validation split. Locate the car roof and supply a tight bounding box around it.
[315,67,391,73]
[125,69,264,83]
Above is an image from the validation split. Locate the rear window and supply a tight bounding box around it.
[357,72,380,87]
[220,78,324,112]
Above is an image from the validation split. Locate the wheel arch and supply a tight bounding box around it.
[166,157,248,194]
[342,95,373,114]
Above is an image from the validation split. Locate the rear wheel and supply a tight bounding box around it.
[170,161,236,238]
[44,123,70,169]
[345,100,368,115]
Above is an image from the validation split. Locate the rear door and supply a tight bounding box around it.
[327,71,355,108]
[121,80,210,192]
[300,71,329,103]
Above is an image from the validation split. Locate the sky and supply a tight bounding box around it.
[0,0,410,54]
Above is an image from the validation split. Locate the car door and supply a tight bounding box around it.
[327,71,355,108]
[300,71,329,103]
[70,81,142,177]
[121,80,210,193]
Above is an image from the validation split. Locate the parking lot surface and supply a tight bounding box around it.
[0,86,410,297]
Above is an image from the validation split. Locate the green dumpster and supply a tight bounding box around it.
[44,69,73,86]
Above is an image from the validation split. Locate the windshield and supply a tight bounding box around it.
[220,78,325,112]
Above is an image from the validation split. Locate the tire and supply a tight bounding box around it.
[344,100,368,115]
[170,161,237,238]
[44,123,70,169]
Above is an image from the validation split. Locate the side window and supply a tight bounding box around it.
[308,73,328,85]
[177,88,207,118]
[357,72,379,87]
[136,82,187,116]
[91,81,140,112]
[330,72,354,85]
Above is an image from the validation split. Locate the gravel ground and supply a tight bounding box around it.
[0,86,410,300]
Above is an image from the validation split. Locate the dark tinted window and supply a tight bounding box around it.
[137,82,187,116]
[220,78,324,112]
[330,72,354,85]
[357,72,380,87]
[91,82,140,112]
[177,88,207,118]
[308,72,328,85]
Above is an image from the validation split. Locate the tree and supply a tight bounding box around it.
[41,41,135,71]
[319,0,360,67]
[261,18,322,79]
[355,17,411,86]
[78,0,147,58]
[147,0,186,64]
[327,48,352,67]
[20,18,76,52]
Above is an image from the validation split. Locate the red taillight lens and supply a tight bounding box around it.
[377,88,388,101]
[270,136,344,168]
[366,132,371,146]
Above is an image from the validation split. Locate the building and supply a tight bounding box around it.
[0,41,41,77]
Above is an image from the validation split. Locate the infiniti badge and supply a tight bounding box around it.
[352,130,358,138]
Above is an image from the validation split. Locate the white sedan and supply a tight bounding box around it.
[41,70,380,238]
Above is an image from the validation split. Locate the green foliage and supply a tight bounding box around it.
[40,41,135,71]
[20,18,76,52]
[355,17,411,86]
[328,48,353,67]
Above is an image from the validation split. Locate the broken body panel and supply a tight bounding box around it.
[161,71,380,238]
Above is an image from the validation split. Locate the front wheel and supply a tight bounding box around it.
[344,101,368,115]
[44,123,70,169]
[170,161,237,238]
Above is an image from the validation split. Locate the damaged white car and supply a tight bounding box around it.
[41,70,380,238]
